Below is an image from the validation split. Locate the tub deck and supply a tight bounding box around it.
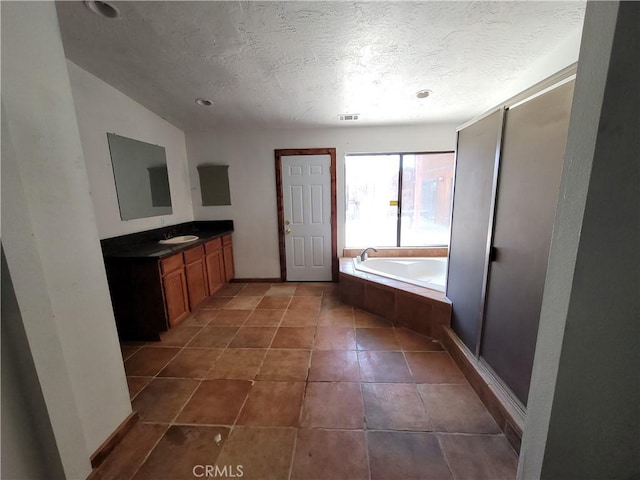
[339,258,451,341]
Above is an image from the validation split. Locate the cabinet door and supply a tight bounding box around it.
[185,258,208,309]
[223,242,234,282]
[206,249,225,295]
[162,269,189,327]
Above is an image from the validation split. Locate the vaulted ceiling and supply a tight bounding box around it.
[56,1,585,131]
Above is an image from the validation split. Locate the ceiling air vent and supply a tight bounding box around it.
[338,113,359,121]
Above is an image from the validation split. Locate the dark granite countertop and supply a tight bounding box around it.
[101,220,234,259]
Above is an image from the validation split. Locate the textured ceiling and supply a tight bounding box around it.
[56,1,585,131]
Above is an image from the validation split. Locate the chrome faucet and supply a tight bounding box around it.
[162,229,178,240]
[359,247,378,262]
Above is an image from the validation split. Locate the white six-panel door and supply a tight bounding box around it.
[281,154,332,281]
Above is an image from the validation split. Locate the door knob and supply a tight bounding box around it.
[285,229,291,234]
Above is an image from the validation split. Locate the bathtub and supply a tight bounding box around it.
[353,257,447,292]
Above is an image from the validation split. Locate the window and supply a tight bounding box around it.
[345,151,455,247]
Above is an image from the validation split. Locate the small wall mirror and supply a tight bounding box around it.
[197,164,231,206]
[107,133,173,220]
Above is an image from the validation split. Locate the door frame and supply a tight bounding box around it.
[275,148,338,282]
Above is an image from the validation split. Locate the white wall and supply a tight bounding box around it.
[2,249,66,480]
[186,123,457,278]
[68,61,194,239]
[519,1,639,478]
[1,2,131,476]
[479,21,582,119]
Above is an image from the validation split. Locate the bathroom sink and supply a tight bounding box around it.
[158,235,199,245]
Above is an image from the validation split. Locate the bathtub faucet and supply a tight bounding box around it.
[359,247,378,262]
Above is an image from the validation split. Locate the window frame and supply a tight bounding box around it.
[345,150,455,248]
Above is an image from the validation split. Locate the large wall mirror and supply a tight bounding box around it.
[107,133,173,220]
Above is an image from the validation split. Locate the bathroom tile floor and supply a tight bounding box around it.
[94,282,518,480]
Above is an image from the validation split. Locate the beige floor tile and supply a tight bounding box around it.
[224,296,263,310]
[256,296,292,309]
[207,349,267,380]
[418,384,501,434]
[300,382,364,429]
[355,327,401,350]
[187,326,238,348]
[361,383,431,431]
[245,309,285,326]
[175,379,252,425]
[126,376,152,400]
[214,427,296,480]
[157,348,223,378]
[281,310,318,326]
[438,433,518,480]
[367,431,452,480]
[396,327,443,351]
[91,423,167,480]
[354,309,392,328]
[358,351,413,382]
[405,352,466,384]
[256,349,310,381]
[124,347,180,376]
[132,425,230,479]
[318,306,354,326]
[291,429,369,480]
[271,327,316,349]
[265,285,297,296]
[131,378,199,423]
[236,381,305,427]
[227,326,276,348]
[208,309,252,326]
[314,326,356,350]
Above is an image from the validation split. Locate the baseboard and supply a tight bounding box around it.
[442,327,525,453]
[230,278,283,283]
[90,411,139,469]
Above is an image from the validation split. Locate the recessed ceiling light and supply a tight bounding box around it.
[84,1,121,19]
[416,89,432,99]
[195,98,213,107]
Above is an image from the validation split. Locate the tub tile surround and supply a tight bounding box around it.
[96,282,518,479]
[339,258,451,340]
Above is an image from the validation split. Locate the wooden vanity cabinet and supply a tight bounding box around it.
[183,244,208,309]
[205,237,225,295]
[160,253,189,327]
[222,234,235,282]
[103,231,235,341]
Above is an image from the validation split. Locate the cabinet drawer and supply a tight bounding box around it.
[205,237,222,254]
[183,244,204,264]
[222,234,233,246]
[160,253,183,275]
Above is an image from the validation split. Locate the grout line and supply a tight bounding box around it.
[414,376,435,432]
[358,378,373,480]
[126,423,170,480]
[287,427,299,480]
[228,379,254,430]
[436,434,457,480]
